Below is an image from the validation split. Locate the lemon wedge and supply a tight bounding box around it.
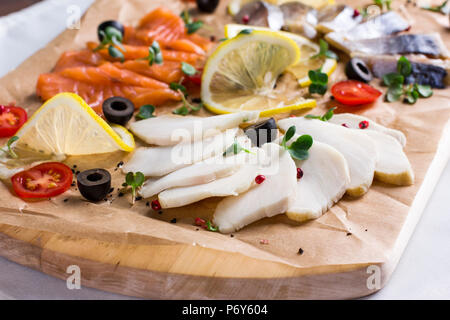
[201,30,316,116]
[228,0,334,16]
[14,93,135,156]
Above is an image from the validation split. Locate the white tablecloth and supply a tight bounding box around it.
[0,0,449,300]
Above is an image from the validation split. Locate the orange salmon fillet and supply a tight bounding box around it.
[36,7,212,112]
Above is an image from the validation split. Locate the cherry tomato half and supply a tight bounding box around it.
[183,68,203,86]
[11,162,73,199]
[0,105,27,137]
[331,80,382,106]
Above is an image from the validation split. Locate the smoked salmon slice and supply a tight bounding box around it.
[36,7,212,112]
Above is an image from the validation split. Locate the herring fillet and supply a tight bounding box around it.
[329,113,406,147]
[213,143,297,233]
[286,141,350,222]
[325,11,409,53]
[316,5,362,34]
[330,33,450,58]
[130,111,259,146]
[139,144,251,198]
[157,148,262,208]
[122,128,238,176]
[278,117,377,197]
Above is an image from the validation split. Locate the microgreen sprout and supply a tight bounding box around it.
[281,126,313,161]
[123,171,145,204]
[94,26,126,62]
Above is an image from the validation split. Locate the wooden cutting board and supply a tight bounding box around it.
[0,0,449,299]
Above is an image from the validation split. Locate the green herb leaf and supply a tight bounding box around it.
[1,136,19,159]
[223,139,252,156]
[305,107,336,122]
[281,125,296,148]
[218,37,228,42]
[238,28,253,35]
[374,0,392,10]
[386,85,403,102]
[124,171,145,204]
[181,62,197,76]
[169,82,187,95]
[308,69,328,95]
[206,220,218,232]
[310,39,338,61]
[105,26,122,42]
[416,84,433,98]
[421,0,448,13]
[172,105,190,115]
[383,73,404,87]
[136,104,155,120]
[187,21,204,34]
[280,127,313,160]
[397,56,412,77]
[108,45,124,62]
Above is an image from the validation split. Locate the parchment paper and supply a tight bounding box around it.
[0,0,449,270]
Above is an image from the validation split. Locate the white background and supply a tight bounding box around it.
[0,0,449,299]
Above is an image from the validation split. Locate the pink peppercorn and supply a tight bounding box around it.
[341,123,349,128]
[242,14,250,24]
[297,168,303,179]
[255,175,266,184]
[359,120,369,129]
[151,199,161,211]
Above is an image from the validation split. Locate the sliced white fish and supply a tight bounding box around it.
[285,140,350,222]
[316,5,362,34]
[139,148,250,198]
[130,111,259,146]
[325,11,409,52]
[329,113,406,147]
[234,1,284,31]
[158,147,262,209]
[123,128,239,177]
[213,143,297,233]
[329,33,450,58]
[278,117,377,197]
[279,2,318,39]
[365,130,414,186]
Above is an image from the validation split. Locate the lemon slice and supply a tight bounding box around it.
[289,57,337,87]
[14,93,135,156]
[224,24,320,63]
[224,24,336,88]
[201,30,316,116]
[228,0,334,16]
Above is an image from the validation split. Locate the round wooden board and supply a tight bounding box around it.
[0,223,384,299]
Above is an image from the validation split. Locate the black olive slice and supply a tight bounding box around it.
[244,118,278,147]
[345,58,373,83]
[77,169,111,202]
[102,97,135,126]
[97,20,125,42]
[196,0,220,13]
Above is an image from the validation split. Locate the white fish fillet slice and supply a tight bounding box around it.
[325,11,409,53]
[316,5,363,34]
[213,143,297,233]
[139,149,251,198]
[278,117,377,197]
[158,147,263,209]
[122,128,239,177]
[286,140,350,223]
[130,111,259,146]
[365,130,414,186]
[329,113,406,147]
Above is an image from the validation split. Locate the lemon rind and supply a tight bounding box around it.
[15,92,134,153]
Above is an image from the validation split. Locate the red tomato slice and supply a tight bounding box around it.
[11,162,73,199]
[331,80,382,106]
[0,105,28,138]
[183,69,202,86]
